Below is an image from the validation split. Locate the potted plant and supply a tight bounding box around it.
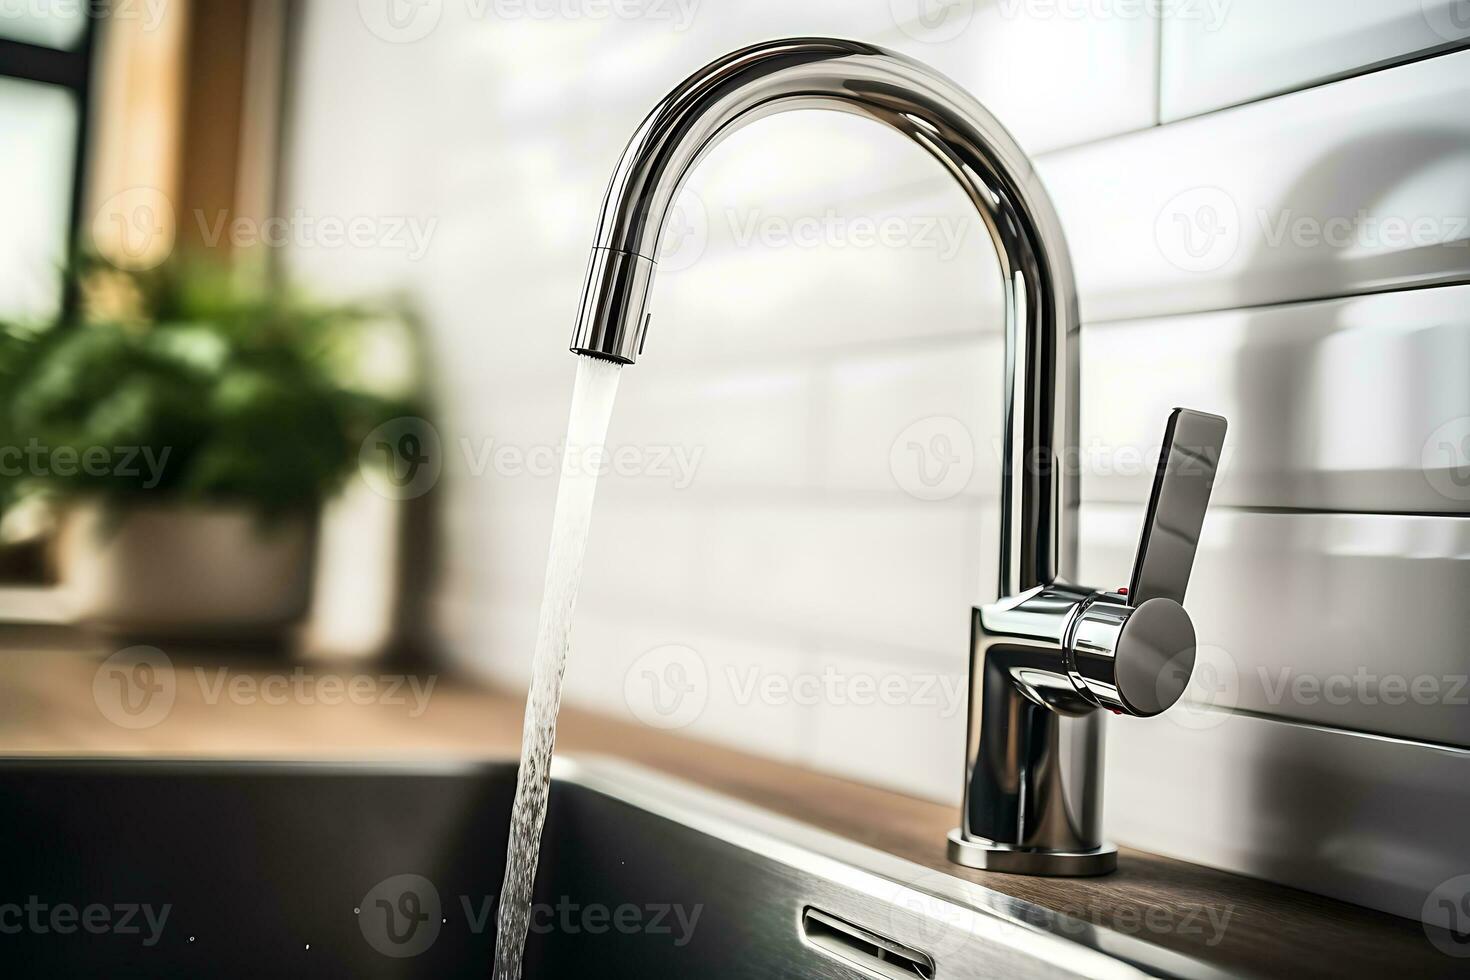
[0,261,422,640]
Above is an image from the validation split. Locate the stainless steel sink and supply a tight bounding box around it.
[0,756,1224,978]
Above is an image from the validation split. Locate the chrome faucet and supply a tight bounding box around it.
[570,38,1225,876]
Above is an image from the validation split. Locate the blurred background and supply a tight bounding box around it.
[1,0,1468,923]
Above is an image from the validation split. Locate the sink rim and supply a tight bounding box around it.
[0,753,1228,979]
[557,755,1232,980]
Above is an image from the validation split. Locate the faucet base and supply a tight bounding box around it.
[946,830,1118,877]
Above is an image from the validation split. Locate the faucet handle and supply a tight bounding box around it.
[1127,408,1227,606]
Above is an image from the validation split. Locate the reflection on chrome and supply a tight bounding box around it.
[569,38,1226,875]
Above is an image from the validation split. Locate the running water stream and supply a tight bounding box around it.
[492,354,623,980]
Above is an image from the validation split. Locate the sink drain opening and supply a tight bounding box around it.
[801,907,936,979]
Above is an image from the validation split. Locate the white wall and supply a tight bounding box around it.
[283,1,1470,922]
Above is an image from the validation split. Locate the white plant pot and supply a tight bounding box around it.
[59,502,315,639]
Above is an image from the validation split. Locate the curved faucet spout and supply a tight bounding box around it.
[570,36,1079,597]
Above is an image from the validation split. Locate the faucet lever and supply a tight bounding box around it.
[1127,408,1228,607]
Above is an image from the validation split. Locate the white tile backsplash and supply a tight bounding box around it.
[883,1,1160,153]
[285,2,1470,920]
[1105,707,1470,923]
[1080,504,1470,748]
[604,361,817,491]
[1079,283,1470,513]
[807,648,967,803]
[822,337,1003,495]
[1162,0,1470,121]
[1039,49,1470,323]
[662,497,991,663]
[564,610,816,764]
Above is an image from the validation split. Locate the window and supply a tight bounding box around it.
[0,12,94,320]
[0,15,93,591]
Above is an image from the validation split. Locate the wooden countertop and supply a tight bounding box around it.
[0,641,1454,979]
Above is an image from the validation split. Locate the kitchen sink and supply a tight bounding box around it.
[0,756,1223,978]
